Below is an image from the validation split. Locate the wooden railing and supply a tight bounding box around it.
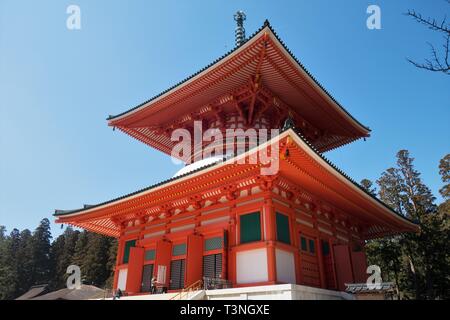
[170,279,203,300]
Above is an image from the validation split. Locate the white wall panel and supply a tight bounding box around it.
[236,248,268,284]
[117,268,128,291]
[276,249,296,284]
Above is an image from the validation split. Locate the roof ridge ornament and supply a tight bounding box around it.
[234,11,246,47]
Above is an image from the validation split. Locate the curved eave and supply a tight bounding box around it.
[54,159,222,218]
[107,23,270,124]
[265,24,370,136]
[107,21,370,137]
[280,128,418,233]
[54,128,417,237]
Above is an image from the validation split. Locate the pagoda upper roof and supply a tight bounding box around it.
[54,125,417,240]
[107,21,370,155]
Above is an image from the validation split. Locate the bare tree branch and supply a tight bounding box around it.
[407,58,450,74]
[429,41,445,70]
[406,2,450,75]
[405,10,450,34]
[444,34,450,68]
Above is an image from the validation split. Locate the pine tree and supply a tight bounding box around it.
[396,150,437,221]
[0,228,19,299]
[30,219,52,286]
[105,238,118,288]
[371,150,449,299]
[360,179,403,298]
[81,233,113,287]
[0,222,119,299]
[15,229,34,295]
[360,179,377,196]
[397,150,447,299]
[49,232,65,290]
[438,154,450,221]
[435,154,450,298]
[0,226,6,241]
[377,168,406,216]
[366,236,403,298]
[49,227,80,290]
[72,231,88,269]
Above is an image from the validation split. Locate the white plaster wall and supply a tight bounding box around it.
[117,268,128,291]
[236,248,268,284]
[275,249,296,284]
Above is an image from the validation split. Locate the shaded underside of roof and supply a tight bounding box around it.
[54,126,417,240]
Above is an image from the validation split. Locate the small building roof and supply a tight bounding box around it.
[15,284,48,300]
[345,282,396,294]
[31,285,105,300]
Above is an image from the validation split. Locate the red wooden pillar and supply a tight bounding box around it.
[113,268,119,291]
[113,237,125,290]
[264,198,276,240]
[294,221,303,285]
[154,239,172,288]
[264,197,276,283]
[228,248,236,285]
[294,252,301,285]
[185,234,203,287]
[267,243,276,283]
[125,247,145,294]
[228,210,237,285]
[222,228,229,280]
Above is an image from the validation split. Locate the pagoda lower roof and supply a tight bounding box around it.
[54,126,418,239]
[107,21,370,155]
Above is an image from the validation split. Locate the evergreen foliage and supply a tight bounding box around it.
[365,151,449,299]
[0,222,117,299]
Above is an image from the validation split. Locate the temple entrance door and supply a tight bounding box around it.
[203,253,223,279]
[299,234,320,287]
[333,244,354,291]
[320,239,336,289]
[141,264,154,293]
[169,259,186,290]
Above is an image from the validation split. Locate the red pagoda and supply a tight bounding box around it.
[55,17,418,296]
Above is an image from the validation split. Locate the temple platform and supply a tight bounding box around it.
[104,284,354,300]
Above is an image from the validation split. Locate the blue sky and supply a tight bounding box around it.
[0,1,449,237]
